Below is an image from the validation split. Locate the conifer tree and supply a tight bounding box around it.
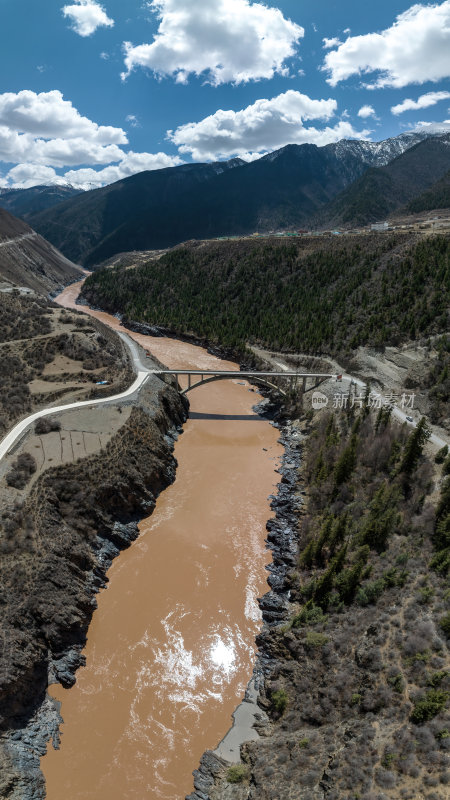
[334,434,358,487]
[399,417,431,476]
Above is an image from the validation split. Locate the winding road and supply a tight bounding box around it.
[0,327,150,462]
[0,320,448,464]
[341,374,448,450]
[0,232,38,248]
[260,355,449,451]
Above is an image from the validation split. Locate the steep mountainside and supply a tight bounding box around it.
[83,233,450,354]
[0,185,82,221]
[310,135,450,229]
[0,207,32,241]
[407,169,450,214]
[28,159,245,266]
[0,208,83,293]
[28,133,431,266]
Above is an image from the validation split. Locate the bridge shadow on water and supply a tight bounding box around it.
[188,411,266,421]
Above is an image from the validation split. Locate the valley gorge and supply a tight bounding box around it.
[2,2,450,795]
[0,255,449,800]
[0,281,288,799]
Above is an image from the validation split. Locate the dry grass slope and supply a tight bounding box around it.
[0,292,132,437]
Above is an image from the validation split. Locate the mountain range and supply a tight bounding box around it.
[0,185,81,220]
[1,130,449,267]
[311,134,450,229]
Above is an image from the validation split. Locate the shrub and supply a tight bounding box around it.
[299,738,309,748]
[430,548,450,575]
[388,674,405,693]
[5,469,27,489]
[16,453,37,474]
[418,585,434,604]
[35,417,61,434]
[5,452,37,488]
[428,671,448,688]
[375,768,397,788]
[291,602,327,628]
[435,445,449,464]
[439,612,450,638]
[226,764,248,784]
[305,631,329,647]
[271,689,288,715]
[382,752,397,768]
[410,689,449,723]
[357,578,386,607]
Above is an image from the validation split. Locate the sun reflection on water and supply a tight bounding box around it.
[210,637,236,675]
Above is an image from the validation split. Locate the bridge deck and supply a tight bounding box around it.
[148,370,337,378]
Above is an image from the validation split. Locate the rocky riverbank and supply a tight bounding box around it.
[0,377,188,800]
[185,404,450,800]
[186,409,306,800]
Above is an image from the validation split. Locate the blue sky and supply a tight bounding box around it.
[0,0,449,189]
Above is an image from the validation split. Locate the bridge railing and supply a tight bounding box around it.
[145,367,340,397]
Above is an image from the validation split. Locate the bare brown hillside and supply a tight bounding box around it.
[0,208,82,294]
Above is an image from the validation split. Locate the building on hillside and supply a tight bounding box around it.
[371,221,389,232]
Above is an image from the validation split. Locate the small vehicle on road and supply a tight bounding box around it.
[406,415,413,423]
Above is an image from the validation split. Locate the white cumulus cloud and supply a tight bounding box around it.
[167,90,370,161]
[3,164,69,189]
[0,90,126,144]
[358,105,376,119]
[391,90,450,115]
[413,119,450,132]
[323,1,450,88]
[62,0,114,37]
[0,90,127,168]
[63,151,183,189]
[3,152,183,190]
[0,89,183,190]
[122,0,304,85]
[323,37,342,49]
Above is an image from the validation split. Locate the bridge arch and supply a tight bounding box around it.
[180,374,288,397]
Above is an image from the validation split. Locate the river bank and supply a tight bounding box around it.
[186,409,450,800]
[185,411,306,800]
[0,375,188,799]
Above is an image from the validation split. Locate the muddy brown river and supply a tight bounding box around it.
[41,281,283,799]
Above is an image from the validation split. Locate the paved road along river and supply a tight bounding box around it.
[41,281,283,800]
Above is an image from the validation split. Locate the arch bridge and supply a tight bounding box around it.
[148,369,340,397]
